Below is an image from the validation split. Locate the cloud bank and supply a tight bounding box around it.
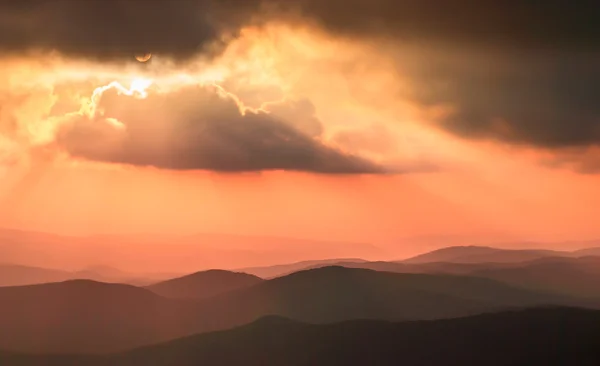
[1,0,599,173]
[2,1,597,60]
[56,84,384,173]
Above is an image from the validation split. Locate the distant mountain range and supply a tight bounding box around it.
[0,264,72,287]
[0,228,385,273]
[0,266,588,353]
[238,245,600,278]
[0,263,176,287]
[242,255,600,299]
[402,245,600,264]
[2,308,600,366]
[3,238,600,361]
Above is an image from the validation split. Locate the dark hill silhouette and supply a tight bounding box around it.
[473,256,600,298]
[238,251,571,279]
[194,266,578,328]
[146,270,263,299]
[0,266,591,354]
[403,246,569,264]
[3,308,600,366]
[238,258,368,278]
[0,280,205,353]
[274,257,600,300]
[275,259,515,276]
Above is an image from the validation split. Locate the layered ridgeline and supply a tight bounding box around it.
[401,245,600,264]
[0,263,173,287]
[145,270,263,299]
[244,256,600,299]
[2,308,600,366]
[240,245,600,278]
[0,266,591,353]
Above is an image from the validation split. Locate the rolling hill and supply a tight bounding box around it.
[0,266,590,354]
[194,266,579,327]
[0,280,204,353]
[472,256,600,298]
[146,270,263,299]
[258,257,600,300]
[238,258,368,278]
[2,308,600,366]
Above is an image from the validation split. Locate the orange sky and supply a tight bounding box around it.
[1,22,600,262]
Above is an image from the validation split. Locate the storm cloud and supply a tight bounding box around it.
[399,51,600,148]
[1,1,598,60]
[0,0,254,61]
[56,84,385,173]
[2,0,600,169]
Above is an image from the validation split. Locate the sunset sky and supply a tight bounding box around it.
[1,1,599,255]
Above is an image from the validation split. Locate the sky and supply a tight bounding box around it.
[1,1,600,256]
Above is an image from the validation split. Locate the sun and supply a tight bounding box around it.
[135,53,152,63]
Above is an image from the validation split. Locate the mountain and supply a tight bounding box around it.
[472,256,600,298]
[296,257,600,300]
[3,308,600,366]
[240,259,539,280]
[573,247,600,256]
[238,258,368,278]
[194,266,579,328]
[0,264,72,287]
[0,263,170,287]
[0,266,589,354]
[403,246,569,264]
[0,280,203,353]
[146,270,263,299]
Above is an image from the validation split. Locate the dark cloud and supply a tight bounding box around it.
[1,1,598,60]
[56,85,384,174]
[0,0,257,61]
[282,0,600,53]
[399,51,600,148]
[3,0,600,170]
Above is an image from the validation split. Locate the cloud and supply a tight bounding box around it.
[0,0,252,61]
[2,1,598,174]
[280,0,599,52]
[56,84,385,174]
[263,99,323,138]
[2,1,598,61]
[398,50,600,149]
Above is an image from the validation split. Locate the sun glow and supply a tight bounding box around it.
[84,78,153,117]
[130,78,154,97]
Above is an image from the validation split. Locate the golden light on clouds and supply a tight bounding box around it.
[1,20,600,248]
